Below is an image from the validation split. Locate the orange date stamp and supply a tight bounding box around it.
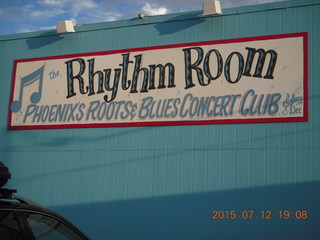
[211,210,308,220]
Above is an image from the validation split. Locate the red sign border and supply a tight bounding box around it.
[8,32,308,130]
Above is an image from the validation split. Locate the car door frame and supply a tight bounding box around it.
[18,209,89,240]
[0,208,34,240]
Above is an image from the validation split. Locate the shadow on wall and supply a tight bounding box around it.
[26,31,64,50]
[25,12,204,50]
[154,13,205,35]
[51,181,319,240]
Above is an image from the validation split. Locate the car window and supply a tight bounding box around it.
[23,212,84,240]
[0,210,24,240]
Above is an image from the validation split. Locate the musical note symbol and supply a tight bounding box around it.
[11,65,45,113]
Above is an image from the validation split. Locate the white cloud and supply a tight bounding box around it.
[38,0,98,18]
[29,9,66,18]
[69,0,98,18]
[16,23,55,34]
[15,24,39,33]
[39,25,56,30]
[142,3,169,16]
[77,11,122,24]
[39,0,97,7]
[0,5,29,20]
[104,13,123,22]
[0,0,289,35]
[38,0,65,7]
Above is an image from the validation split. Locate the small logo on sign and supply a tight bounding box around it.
[11,65,45,113]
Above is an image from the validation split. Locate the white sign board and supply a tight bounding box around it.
[9,33,308,129]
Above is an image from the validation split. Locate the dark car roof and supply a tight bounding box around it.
[0,197,75,228]
[0,163,89,239]
[1,198,53,214]
[0,189,50,214]
[0,190,89,239]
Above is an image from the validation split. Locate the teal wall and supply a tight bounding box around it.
[1,0,320,239]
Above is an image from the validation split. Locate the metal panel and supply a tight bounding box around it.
[1,1,320,239]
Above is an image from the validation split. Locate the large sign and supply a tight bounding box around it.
[8,33,308,130]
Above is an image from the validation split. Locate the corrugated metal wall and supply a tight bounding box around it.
[1,0,319,239]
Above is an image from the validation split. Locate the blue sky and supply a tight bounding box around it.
[0,0,288,36]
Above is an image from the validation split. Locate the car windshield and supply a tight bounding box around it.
[0,210,24,240]
[23,211,85,240]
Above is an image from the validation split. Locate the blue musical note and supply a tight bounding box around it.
[11,65,45,113]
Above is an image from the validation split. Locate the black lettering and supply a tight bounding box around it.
[183,47,204,89]
[119,53,133,90]
[131,54,148,93]
[225,52,244,84]
[243,47,278,79]
[103,69,121,102]
[88,58,104,96]
[65,58,88,98]
[147,63,175,91]
[204,49,223,83]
